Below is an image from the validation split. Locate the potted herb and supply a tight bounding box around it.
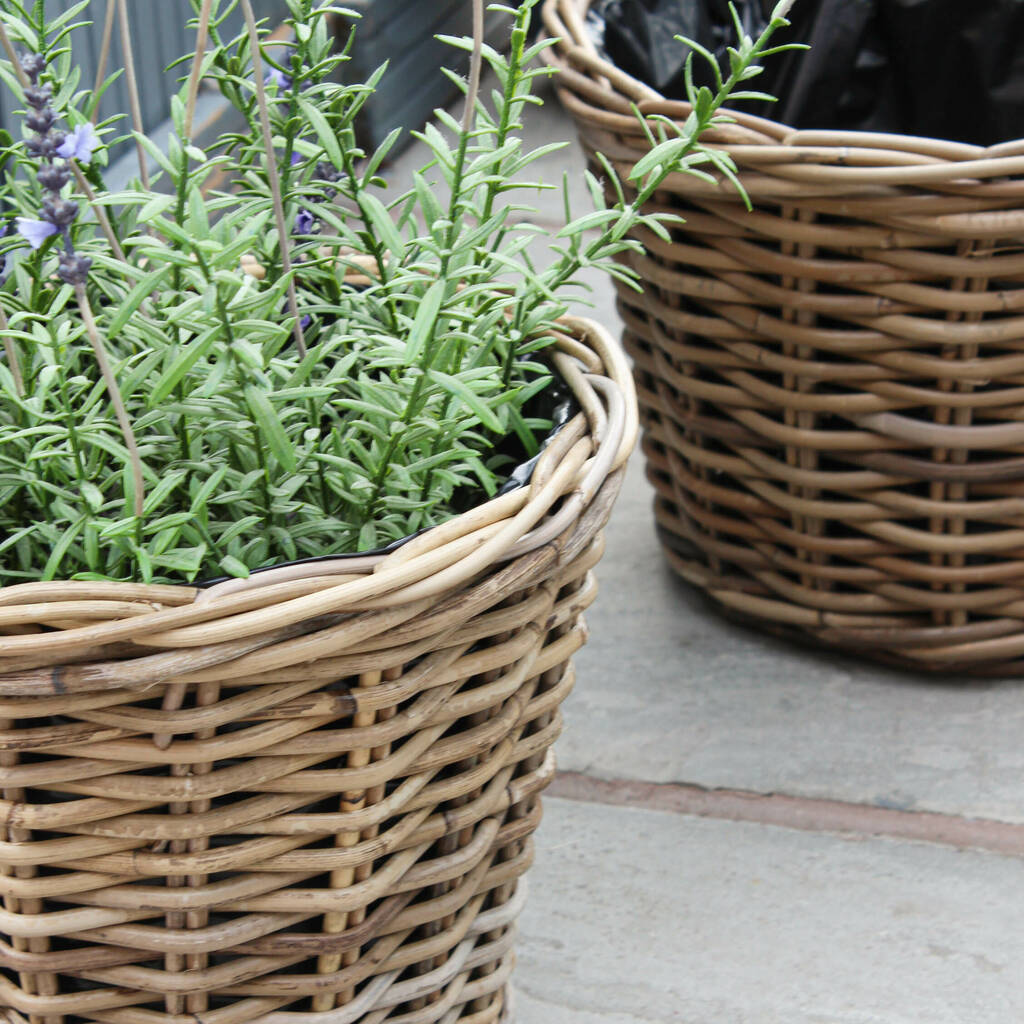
[0,0,790,1019]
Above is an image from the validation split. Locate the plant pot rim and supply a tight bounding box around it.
[0,314,637,698]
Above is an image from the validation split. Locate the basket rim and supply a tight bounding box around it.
[541,0,1024,186]
[0,314,636,684]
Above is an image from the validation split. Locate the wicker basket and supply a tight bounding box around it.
[544,0,1024,675]
[0,316,635,1024]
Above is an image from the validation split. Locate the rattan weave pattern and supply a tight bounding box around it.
[0,317,636,1024]
[545,0,1024,674]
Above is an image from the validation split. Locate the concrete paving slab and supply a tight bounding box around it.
[515,796,1024,1024]
[566,454,1024,823]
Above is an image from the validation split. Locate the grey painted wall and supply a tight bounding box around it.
[345,0,514,150]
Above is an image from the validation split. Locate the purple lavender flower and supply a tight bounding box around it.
[294,208,316,235]
[315,160,342,201]
[316,161,342,184]
[19,53,45,81]
[288,162,342,240]
[57,251,92,286]
[277,299,313,334]
[261,49,312,93]
[26,129,65,161]
[41,198,79,229]
[265,66,291,90]
[16,217,58,250]
[37,163,70,192]
[56,123,99,163]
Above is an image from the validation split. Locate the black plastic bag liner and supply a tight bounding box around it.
[595,0,770,99]
[593,0,1024,146]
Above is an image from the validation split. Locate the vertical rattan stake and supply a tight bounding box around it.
[312,666,400,1011]
[240,0,307,358]
[1,719,60,1014]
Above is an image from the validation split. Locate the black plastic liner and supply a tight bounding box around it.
[593,0,1024,146]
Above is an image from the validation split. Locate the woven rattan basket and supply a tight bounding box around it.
[0,316,635,1024]
[544,0,1024,675]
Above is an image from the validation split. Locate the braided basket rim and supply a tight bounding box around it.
[0,314,637,696]
[541,0,1024,190]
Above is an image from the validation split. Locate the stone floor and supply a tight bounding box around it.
[388,73,1024,1024]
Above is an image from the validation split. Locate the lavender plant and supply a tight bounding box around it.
[0,0,798,584]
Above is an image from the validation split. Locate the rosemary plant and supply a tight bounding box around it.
[0,0,798,584]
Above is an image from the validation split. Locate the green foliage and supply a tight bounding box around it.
[0,0,797,584]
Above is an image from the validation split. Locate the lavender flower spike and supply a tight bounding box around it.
[18,49,90,285]
[16,217,58,249]
[58,251,92,286]
[57,123,99,163]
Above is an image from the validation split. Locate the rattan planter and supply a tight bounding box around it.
[0,316,635,1024]
[545,0,1024,675]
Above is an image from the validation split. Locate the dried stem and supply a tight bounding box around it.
[0,306,24,397]
[75,284,145,520]
[463,0,485,134]
[70,163,126,262]
[116,0,151,190]
[90,0,117,123]
[239,0,307,358]
[0,19,27,87]
[184,0,215,141]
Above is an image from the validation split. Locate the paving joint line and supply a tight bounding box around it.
[549,770,1024,858]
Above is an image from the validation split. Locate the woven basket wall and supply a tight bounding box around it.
[0,316,636,1024]
[544,0,1024,675]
